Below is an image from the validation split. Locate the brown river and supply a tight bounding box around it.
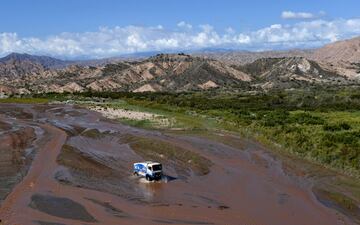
[0,103,357,225]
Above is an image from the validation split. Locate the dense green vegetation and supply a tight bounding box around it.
[0,97,49,104]
[14,87,360,177]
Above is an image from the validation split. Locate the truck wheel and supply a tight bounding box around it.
[134,172,138,176]
[146,175,152,181]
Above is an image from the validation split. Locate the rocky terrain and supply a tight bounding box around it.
[199,36,360,82]
[235,57,353,90]
[194,49,314,65]
[310,37,360,80]
[312,37,360,64]
[0,53,252,94]
[0,37,359,95]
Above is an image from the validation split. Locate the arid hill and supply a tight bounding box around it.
[195,36,360,81]
[193,49,313,65]
[0,53,254,94]
[307,37,360,80]
[312,37,360,63]
[235,57,352,90]
[0,37,360,95]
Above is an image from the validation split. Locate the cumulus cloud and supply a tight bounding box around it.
[1,18,360,59]
[177,21,192,29]
[282,11,315,19]
[225,27,235,34]
[281,10,326,20]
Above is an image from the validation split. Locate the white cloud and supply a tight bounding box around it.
[319,11,326,17]
[225,27,235,34]
[199,24,214,33]
[235,34,251,44]
[0,18,360,59]
[281,11,320,19]
[177,21,192,29]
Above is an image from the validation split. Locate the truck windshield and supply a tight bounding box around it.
[152,164,162,171]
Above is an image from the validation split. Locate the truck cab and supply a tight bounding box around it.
[133,161,163,181]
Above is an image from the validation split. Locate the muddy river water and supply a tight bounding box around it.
[0,103,357,225]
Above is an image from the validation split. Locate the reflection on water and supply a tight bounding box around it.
[138,178,163,201]
[136,175,177,201]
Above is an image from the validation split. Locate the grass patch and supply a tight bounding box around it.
[119,118,157,129]
[0,98,49,104]
[122,134,212,175]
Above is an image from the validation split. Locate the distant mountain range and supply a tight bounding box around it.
[0,36,359,95]
[0,53,72,69]
[193,49,314,65]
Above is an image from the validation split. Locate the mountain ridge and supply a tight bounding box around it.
[0,53,72,69]
[0,36,359,95]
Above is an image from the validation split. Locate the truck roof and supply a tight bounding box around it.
[134,161,161,166]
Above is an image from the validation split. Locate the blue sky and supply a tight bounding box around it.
[0,0,359,58]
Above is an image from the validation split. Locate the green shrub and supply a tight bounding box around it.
[260,110,289,127]
[323,122,352,131]
[290,112,325,125]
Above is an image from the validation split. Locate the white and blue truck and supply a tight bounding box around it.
[133,161,163,181]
